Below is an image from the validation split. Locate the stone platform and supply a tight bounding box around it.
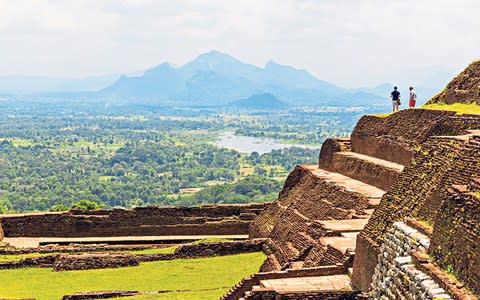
[257,274,353,293]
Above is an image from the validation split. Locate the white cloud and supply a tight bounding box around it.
[0,0,478,86]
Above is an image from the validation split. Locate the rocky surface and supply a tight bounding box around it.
[370,222,451,300]
[430,181,480,296]
[53,253,139,271]
[174,239,265,257]
[61,290,139,300]
[353,131,480,291]
[428,60,480,105]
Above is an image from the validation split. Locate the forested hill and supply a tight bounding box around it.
[0,102,367,213]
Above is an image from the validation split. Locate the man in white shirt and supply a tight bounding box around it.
[409,87,417,108]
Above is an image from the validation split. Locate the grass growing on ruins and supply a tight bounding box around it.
[422,102,480,115]
[0,252,265,300]
[0,252,60,262]
[127,246,177,255]
[369,112,393,118]
[0,247,177,262]
[192,237,233,244]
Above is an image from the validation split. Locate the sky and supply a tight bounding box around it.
[0,0,479,87]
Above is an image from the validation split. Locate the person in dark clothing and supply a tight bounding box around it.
[391,86,401,112]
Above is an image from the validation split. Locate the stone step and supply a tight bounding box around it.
[304,165,386,201]
[324,151,404,191]
[258,274,353,293]
[321,236,357,254]
[318,219,369,235]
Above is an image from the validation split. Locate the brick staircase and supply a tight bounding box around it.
[223,135,408,299]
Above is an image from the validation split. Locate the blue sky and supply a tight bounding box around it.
[0,0,479,87]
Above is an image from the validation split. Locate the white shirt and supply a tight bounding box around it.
[409,90,417,101]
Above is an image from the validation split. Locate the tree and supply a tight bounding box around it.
[50,204,69,212]
[71,199,102,211]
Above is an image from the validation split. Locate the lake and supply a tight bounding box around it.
[213,132,318,154]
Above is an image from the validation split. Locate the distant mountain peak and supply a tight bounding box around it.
[192,50,238,64]
[230,93,288,110]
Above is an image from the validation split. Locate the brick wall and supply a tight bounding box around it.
[0,203,269,237]
[250,165,370,271]
[350,110,457,165]
[430,182,480,296]
[353,134,480,290]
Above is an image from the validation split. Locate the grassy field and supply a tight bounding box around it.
[0,252,265,300]
[422,102,480,115]
[369,102,480,118]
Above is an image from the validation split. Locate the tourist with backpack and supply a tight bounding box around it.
[391,86,401,112]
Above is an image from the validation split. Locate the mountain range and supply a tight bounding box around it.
[99,50,391,106]
[0,50,451,107]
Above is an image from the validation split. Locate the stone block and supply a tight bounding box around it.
[394,256,412,267]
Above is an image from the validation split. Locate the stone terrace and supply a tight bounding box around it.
[225,109,480,299]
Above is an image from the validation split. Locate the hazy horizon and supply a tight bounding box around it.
[1,0,479,88]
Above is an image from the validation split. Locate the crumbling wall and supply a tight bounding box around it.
[174,239,265,257]
[427,60,480,105]
[0,203,269,237]
[318,138,352,168]
[250,165,370,271]
[53,253,139,271]
[430,182,480,296]
[250,166,368,239]
[350,110,457,165]
[352,134,480,290]
[321,152,401,191]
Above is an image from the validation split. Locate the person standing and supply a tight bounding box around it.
[391,86,401,112]
[409,86,417,108]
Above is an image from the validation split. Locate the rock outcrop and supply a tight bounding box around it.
[428,60,480,105]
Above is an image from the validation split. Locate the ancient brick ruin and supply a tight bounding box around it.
[428,60,480,105]
[223,63,480,299]
[2,64,480,300]
[0,203,268,238]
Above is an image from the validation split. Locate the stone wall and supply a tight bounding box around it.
[318,138,352,168]
[53,253,139,271]
[0,203,269,237]
[174,239,265,257]
[430,182,480,296]
[350,110,458,165]
[370,222,452,299]
[352,133,480,290]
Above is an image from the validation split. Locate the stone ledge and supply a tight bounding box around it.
[404,217,433,237]
[412,251,479,300]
